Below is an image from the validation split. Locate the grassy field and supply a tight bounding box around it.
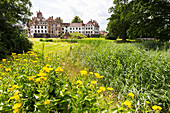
[0,38,169,112]
[29,38,79,56]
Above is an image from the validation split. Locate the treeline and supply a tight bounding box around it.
[107,0,170,41]
[0,0,33,59]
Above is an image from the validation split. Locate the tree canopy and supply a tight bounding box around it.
[0,0,33,59]
[107,0,170,41]
[71,16,83,23]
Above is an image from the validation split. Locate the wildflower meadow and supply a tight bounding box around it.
[0,39,169,113]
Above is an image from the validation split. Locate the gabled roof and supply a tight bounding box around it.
[69,23,85,27]
[87,20,99,27]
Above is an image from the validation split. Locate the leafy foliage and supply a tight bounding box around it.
[0,0,33,59]
[0,52,114,112]
[107,0,170,41]
[71,16,83,23]
[70,32,87,39]
[66,40,170,112]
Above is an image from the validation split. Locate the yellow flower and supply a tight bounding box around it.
[80,70,87,76]
[9,95,20,100]
[12,53,16,56]
[152,106,158,110]
[122,100,131,108]
[13,108,19,113]
[89,72,93,74]
[48,59,52,61]
[91,81,96,84]
[146,101,150,104]
[27,76,34,81]
[99,76,103,78]
[157,106,162,111]
[55,67,63,73]
[99,86,106,91]
[15,59,20,61]
[44,100,50,105]
[35,78,41,82]
[46,64,50,67]
[152,106,162,111]
[57,58,60,60]
[107,87,113,91]
[18,54,21,56]
[5,68,11,72]
[7,61,10,63]
[12,103,22,109]
[40,77,47,81]
[23,59,27,62]
[94,73,103,78]
[127,93,134,99]
[0,77,2,79]
[76,80,82,85]
[97,90,102,93]
[1,73,5,76]
[2,59,6,62]
[33,61,37,63]
[14,91,20,95]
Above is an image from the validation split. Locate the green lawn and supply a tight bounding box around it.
[29,38,79,56]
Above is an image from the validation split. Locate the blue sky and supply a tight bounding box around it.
[30,0,113,30]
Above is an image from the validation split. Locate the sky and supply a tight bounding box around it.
[30,0,113,31]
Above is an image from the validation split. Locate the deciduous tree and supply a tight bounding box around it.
[71,16,83,23]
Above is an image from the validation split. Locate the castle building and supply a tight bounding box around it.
[28,11,99,38]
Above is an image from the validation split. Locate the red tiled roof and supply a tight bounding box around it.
[87,20,99,27]
[69,23,85,27]
[37,10,42,16]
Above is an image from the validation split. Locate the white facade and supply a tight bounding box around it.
[30,25,48,36]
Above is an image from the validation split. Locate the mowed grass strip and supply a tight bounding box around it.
[29,38,79,56]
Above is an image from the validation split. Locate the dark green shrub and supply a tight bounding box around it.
[0,26,33,59]
[45,39,53,42]
[40,39,43,41]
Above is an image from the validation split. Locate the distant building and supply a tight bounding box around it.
[28,11,99,38]
[99,31,107,36]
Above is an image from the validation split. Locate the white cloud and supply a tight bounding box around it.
[30,0,113,30]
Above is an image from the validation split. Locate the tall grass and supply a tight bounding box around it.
[66,40,170,112]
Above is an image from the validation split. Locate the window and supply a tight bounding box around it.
[70,31,72,33]
[49,24,50,26]
[45,30,47,33]
[56,28,57,30]
[62,28,64,30]
[41,30,43,33]
[52,24,53,26]
[70,28,72,30]
[38,30,40,33]
[35,30,37,33]
[38,26,39,29]
[76,27,78,30]
[45,26,47,29]
[79,31,81,33]
[41,26,43,29]
[73,28,74,30]
[79,28,81,30]
[52,31,53,33]
[66,26,67,28]
[35,26,36,29]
